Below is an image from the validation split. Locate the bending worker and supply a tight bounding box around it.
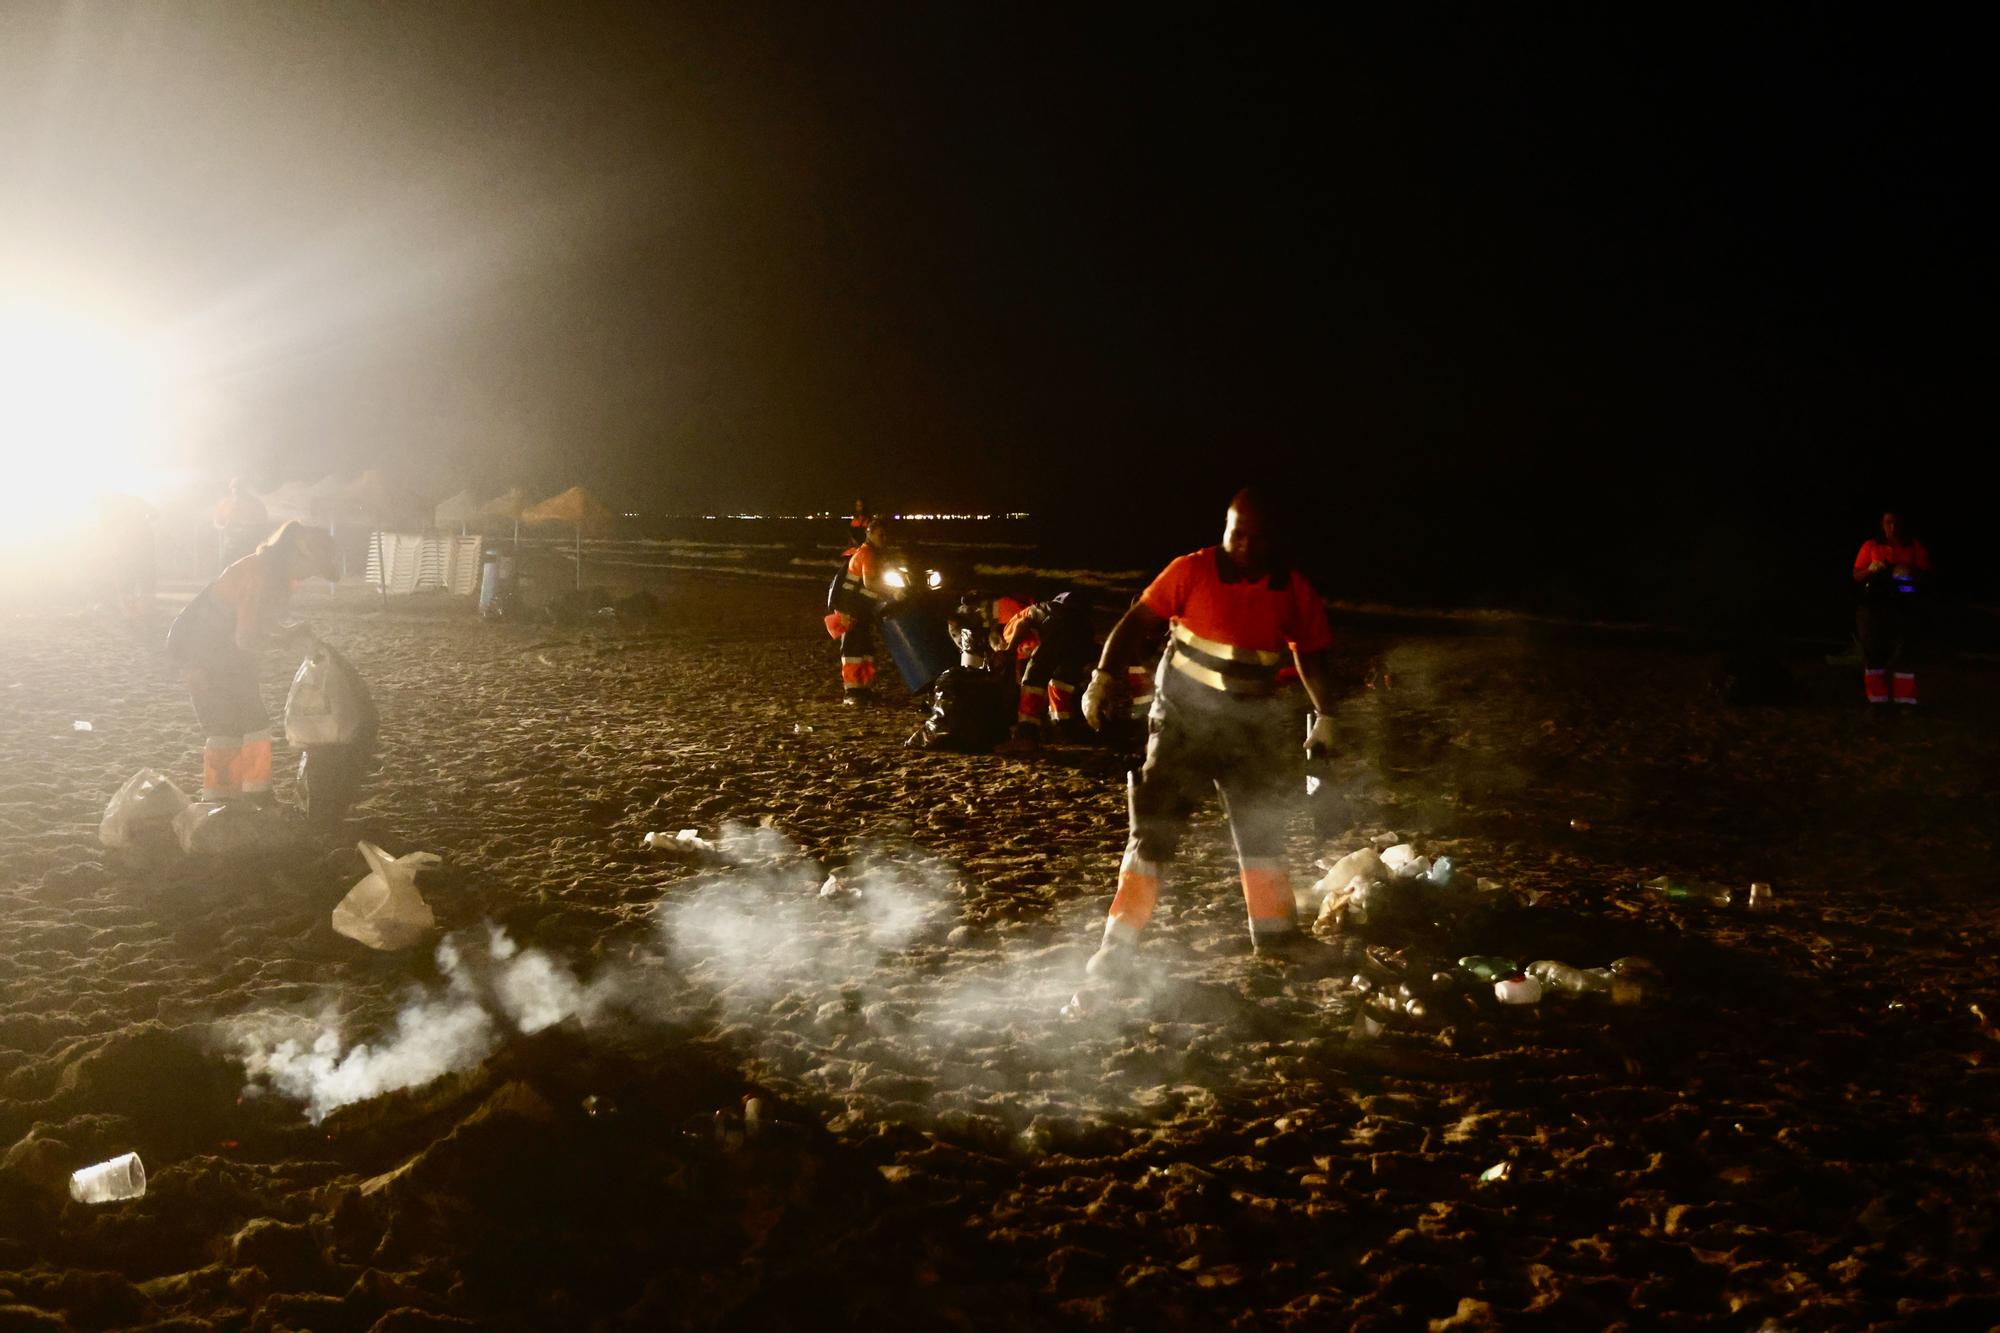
[166,521,339,805]
[1001,590,1097,746]
[1080,488,1338,976]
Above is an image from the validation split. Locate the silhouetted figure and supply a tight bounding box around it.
[98,492,157,615]
[166,522,338,803]
[212,478,269,571]
[1853,510,1930,706]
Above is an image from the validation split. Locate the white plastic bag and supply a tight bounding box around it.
[99,769,190,848]
[286,643,365,748]
[331,841,440,951]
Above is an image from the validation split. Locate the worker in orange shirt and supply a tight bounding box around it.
[166,521,339,803]
[999,590,1098,746]
[824,514,898,705]
[1079,489,1339,978]
[1852,509,1932,706]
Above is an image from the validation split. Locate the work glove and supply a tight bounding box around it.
[1304,711,1337,760]
[1082,668,1124,732]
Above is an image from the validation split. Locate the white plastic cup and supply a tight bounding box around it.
[70,1151,146,1204]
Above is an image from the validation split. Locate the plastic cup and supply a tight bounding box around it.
[69,1151,146,1204]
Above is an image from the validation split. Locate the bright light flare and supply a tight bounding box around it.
[0,299,172,548]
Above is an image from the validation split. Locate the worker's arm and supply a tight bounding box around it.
[1095,600,1166,675]
[1082,600,1165,729]
[1292,647,1338,718]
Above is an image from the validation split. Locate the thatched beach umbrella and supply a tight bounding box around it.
[520,485,616,589]
[432,488,484,535]
[481,485,529,550]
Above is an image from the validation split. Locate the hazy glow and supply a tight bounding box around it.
[0,297,172,544]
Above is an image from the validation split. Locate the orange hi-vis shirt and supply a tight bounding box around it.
[1142,547,1330,697]
[208,549,293,648]
[1854,539,1931,577]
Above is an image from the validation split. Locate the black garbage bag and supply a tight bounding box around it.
[907,666,1011,753]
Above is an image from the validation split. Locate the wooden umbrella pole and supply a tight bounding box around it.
[574,523,582,590]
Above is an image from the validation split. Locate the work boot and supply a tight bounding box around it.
[841,690,874,708]
[1083,941,1137,987]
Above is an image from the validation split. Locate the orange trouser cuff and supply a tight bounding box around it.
[841,657,876,688]
[1107,847,1161,933]
[235,731,274,794]
[202,737,242,799]
[1240,860,1297,933]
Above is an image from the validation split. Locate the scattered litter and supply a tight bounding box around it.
[1478,1160,1512,1184]
[72,720,93,733]
[70,1152,145,1204]
[1746,881,1777,912]
[818,874,859,902]
[793,723,815,733]
[1528,960,1649,1005]
[742,1096,765,1138]
[1569,818,1592,831]
[644,828,719,857]
[100,769,190,849]
[581,1094,618,1118]
[1349,1009,1385,1042]
[1493,974,1543,1005]
[331,842,440,951]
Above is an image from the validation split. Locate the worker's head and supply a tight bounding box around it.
[1222,488,1277,577]
[866,515,894,547]
[261,521,340,581]
[1880,511,1904,542]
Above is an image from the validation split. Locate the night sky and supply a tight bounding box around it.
[0,5,1983,612]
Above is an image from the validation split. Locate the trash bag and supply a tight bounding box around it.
[99,768,190,849]
[331,841,440,951]
[287,641,378,830]
[173,801,299,857]
[285,640,370,747]
[908,666,1011,753]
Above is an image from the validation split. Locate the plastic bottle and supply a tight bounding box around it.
[1457,956,1520,984]
[1422,856,1454,888]
[1528,960,1645,1004]
[1643,874,1734,907]
[1527,960,1601,996]
[1493,974,1543,1005]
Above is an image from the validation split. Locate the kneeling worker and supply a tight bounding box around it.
[1080,488,1337,975]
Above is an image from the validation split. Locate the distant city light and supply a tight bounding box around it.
[682,511,1030,521]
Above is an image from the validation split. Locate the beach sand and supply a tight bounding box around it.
[3,574,1998,1330]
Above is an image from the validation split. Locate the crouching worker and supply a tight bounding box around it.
[1000,590,1097,747]
[1080,489,1338,978]
[166,521,339,804]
